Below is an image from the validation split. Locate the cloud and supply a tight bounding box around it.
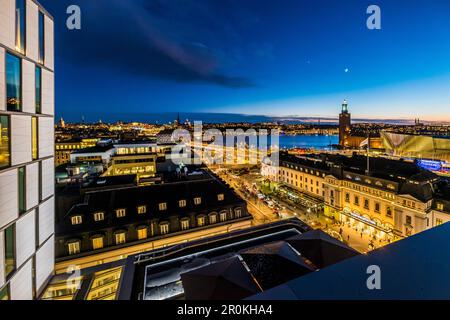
[42,0,255,88]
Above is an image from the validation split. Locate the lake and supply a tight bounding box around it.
[278,134,338,150]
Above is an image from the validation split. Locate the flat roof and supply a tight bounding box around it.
[251,222,450,300]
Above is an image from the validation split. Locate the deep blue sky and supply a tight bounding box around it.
[40,0,450,122]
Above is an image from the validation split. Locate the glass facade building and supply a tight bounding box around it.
[0,0,55,300]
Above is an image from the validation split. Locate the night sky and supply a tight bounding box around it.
[40,0,450,122]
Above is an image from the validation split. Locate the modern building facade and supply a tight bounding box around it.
[381,130,450,162]
[0,0,54,300]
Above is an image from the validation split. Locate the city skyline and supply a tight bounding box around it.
[40,0,450,122]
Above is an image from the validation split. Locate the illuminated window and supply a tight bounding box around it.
[15,0,26,54]
[137,205,146,214]
[235,208,242,218]
[114,232,126,245]
[116,209,126,218]
[220,211,227,222]
[32,117,38,160]
[217,194,224,201]
[137,227,147,240]
[436,218,444,226]
[209,214,217,224]
[92,237,104,250]
[180,219,190,230]
[197,216,206,227]
[93,212,104,222]
[160,223,169,235]
[159,203,167,211]
[6,53,22,111]
[71,216,82,225]
[178,200,186,208]
[194,197,202,205]
[68,241,80,255]
[437,203,444,211]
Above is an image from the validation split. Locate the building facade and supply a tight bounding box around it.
[55,138,98,166]
[0,0,54,300]
[266,153,443,241]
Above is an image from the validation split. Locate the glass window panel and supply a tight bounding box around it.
[15,0,26,54]
[0,116,10,169]
[6,53,22,112]
[32,117,38,160]
[35,67,42,113]
[4,224,16,279]
[38,11,45,64]
[18,167,26,214]
[0,284,10,300]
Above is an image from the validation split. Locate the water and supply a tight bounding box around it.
[278,134,338,150]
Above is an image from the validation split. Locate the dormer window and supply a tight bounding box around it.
[217,194,224,201]
[116,209,126,218]
[71,216,83,225]
[93,212,104,222]
[437,203,444,211]
[179,200,187,208]
[159,203,167,211]
[137,205,147,214]
[67,241,81,255]
[194,197,202,205]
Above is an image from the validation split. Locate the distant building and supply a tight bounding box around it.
[55,138,98,166]
[339,100,351,147]
[381,130,450,162]
[264,152,446,240]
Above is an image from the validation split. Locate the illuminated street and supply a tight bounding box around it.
[212,165,391,253]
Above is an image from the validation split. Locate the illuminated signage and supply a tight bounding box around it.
[416,159,442,171]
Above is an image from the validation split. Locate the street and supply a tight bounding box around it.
[214,166,390,253]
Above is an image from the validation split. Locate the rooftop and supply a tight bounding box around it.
[251,222,450,300]
[57,170,244,236]
[115,219,359,300]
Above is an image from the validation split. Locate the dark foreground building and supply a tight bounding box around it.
[55,170,250,260]
[43,219,361,300]
[43,218,450,300]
